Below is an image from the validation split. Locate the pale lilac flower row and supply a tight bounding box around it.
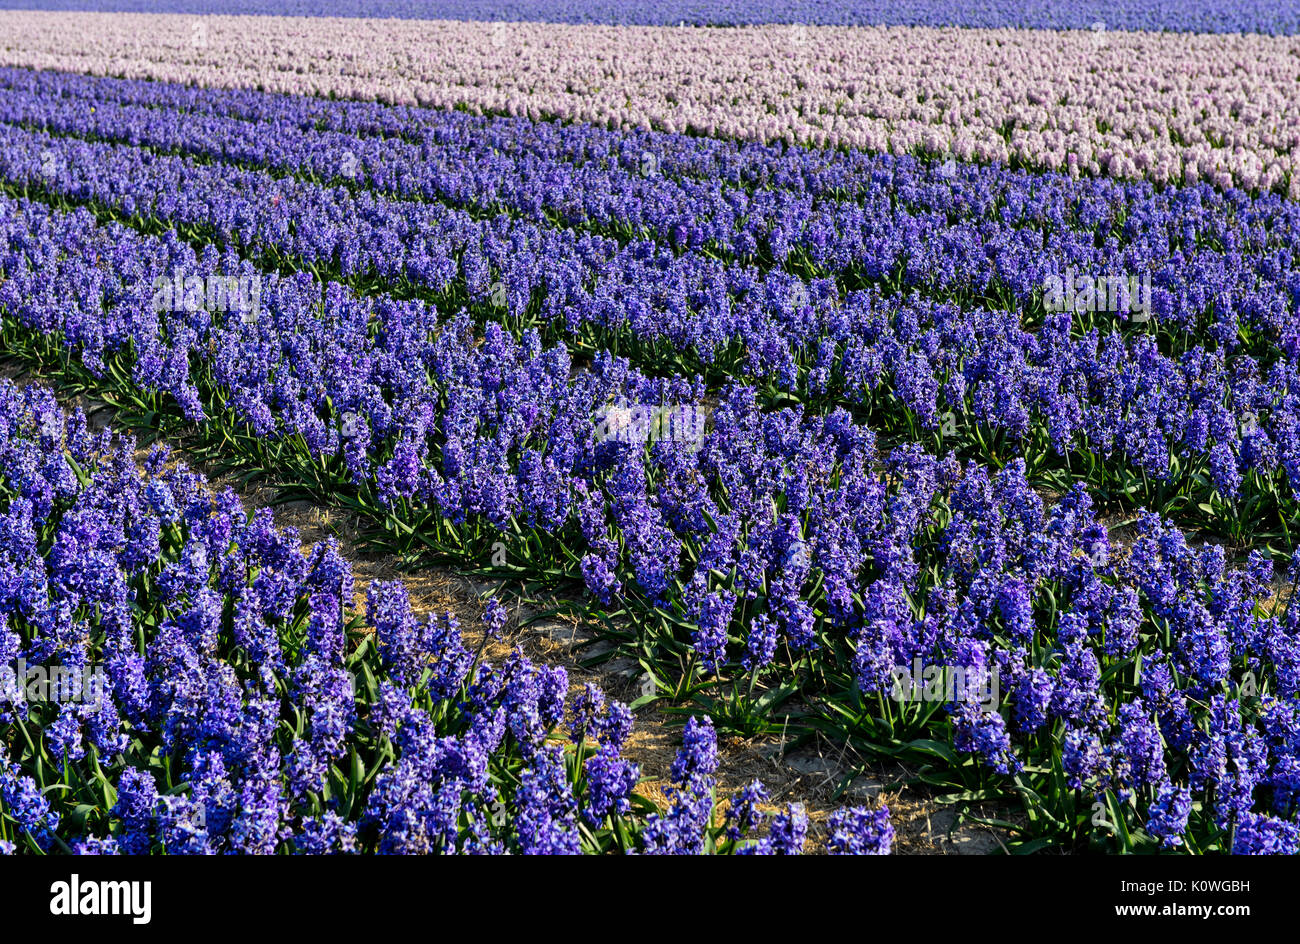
[5,1,1300,34]
[1,12,1298,194]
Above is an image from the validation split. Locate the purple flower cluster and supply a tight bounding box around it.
[0,381,864,855]
[7,15,1300,197]
[2,184,1298,847]
[0,68,1296,852]
[827,806,894,855]
[4,72,1300,531]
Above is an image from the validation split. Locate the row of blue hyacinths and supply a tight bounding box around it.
[0,68,1296,853]
[0,381,893,853]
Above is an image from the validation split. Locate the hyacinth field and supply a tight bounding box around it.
[0,3,1297,862]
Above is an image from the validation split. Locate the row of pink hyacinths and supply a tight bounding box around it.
[0,11,1297,195]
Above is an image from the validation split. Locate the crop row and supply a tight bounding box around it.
[0,379,895,854]
[11,69,1300,367]
[0,191,1297,850]
[3,115,1300,544]
[3,1,1299,33]
[2,13,1299,194]
[12,65,1300,260]
[12,68,1300,302]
